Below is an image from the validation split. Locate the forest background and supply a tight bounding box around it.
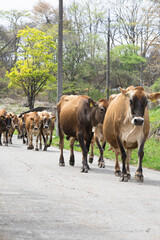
[0,0,160,107]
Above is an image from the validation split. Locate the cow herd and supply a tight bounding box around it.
[0,109,56,151]
[1,86,160,183]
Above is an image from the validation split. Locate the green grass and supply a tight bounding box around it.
[51,106,160,171]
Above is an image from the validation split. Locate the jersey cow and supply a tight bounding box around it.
[0,109,12,146]
[25,112,41,150]
[103,86,160,182]
[89,98,109,168]
[38,111,56,151]
[8,112,19,144]
[57,95,106,172]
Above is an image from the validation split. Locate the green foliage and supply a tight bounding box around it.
[110,44,146,86]
[151,78,160,92]
[6,26,57,108]
[88,88,105,101]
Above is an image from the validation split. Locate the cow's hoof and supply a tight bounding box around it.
[98,161,105,168]
[135,173,143,182]
[127,173,131,180]
[81,164,90,173]
[27,146,34,150]
[0,143,2,146]
[43,148,47,151]
[69,155,75,166]
[115,170,121,176]
[81,168,88,173]
[47,144,51,147]
[119,174,128,182]
[35,148,39,151]
[59,162,65,167]
[5,143,8,146]
[89,157,93,164]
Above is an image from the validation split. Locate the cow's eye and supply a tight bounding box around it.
[130,99,133,105]
[100,107,105,112]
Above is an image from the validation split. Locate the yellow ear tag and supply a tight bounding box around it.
[90,102,93,107]
[151,98,156,103]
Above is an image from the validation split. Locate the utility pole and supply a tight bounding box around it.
[57,0,63,102]
[106,9,110,101]
[56,0,63,136]
[140,27,143,86]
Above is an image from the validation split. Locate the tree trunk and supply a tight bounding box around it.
[28,95,35,110]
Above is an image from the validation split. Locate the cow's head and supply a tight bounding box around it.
[120,86,160,126]
[90,98,107,126]
[5,114,13,129]
[12,115,19,129]
[42,114,56,129]
[0,115,6,131]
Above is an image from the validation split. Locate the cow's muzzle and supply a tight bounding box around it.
[44,125,49,129]
[132,117,144,126]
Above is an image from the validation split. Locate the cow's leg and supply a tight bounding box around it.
[69,137,75,166]
[39,134,42,149]
[43,134,48,151]
[115,151,121,176]
[79,132,92,173]
[35,132,39,151]
[126,149,132,179]
[0,133,2,146]
[59,126,65,166]
[10,132,13,144]
[135,139,145,182]
[117,136,128,182]
[47,131,53,147]
[27,131,34,150]
[89,137,95,164]
[96,137,105,168]
[22,129,26,144]
[17,128,21,139]
[5,130,9,146]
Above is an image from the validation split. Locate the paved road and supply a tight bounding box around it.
[0,136,160,240]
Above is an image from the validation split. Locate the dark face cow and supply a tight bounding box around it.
[57,95,106,173]
[103,86,160,182]
[0,109,12,146]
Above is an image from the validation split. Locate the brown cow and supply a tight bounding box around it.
[0,109,12,146]
[0,110,6,146]
[57,95,106,172]
[7,112,20,144]
[38,111,56,151]
[88,98,109,168]
[25,112,41,150]
[103,86,160,182]
[18,114,28,144]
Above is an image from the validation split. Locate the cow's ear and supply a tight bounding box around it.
[119,87,128,96]
[147,92,160,102]
[51,116,56,120]
[88,98,96,108]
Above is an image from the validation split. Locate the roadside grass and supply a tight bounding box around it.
[52,106,160,171]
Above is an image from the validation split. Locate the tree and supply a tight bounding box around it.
[6,26,57,109]
[32,0,58,26]
[110,44,146,87]
[0,10,30,69]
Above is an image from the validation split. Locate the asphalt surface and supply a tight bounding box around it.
[0,135,160,240]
